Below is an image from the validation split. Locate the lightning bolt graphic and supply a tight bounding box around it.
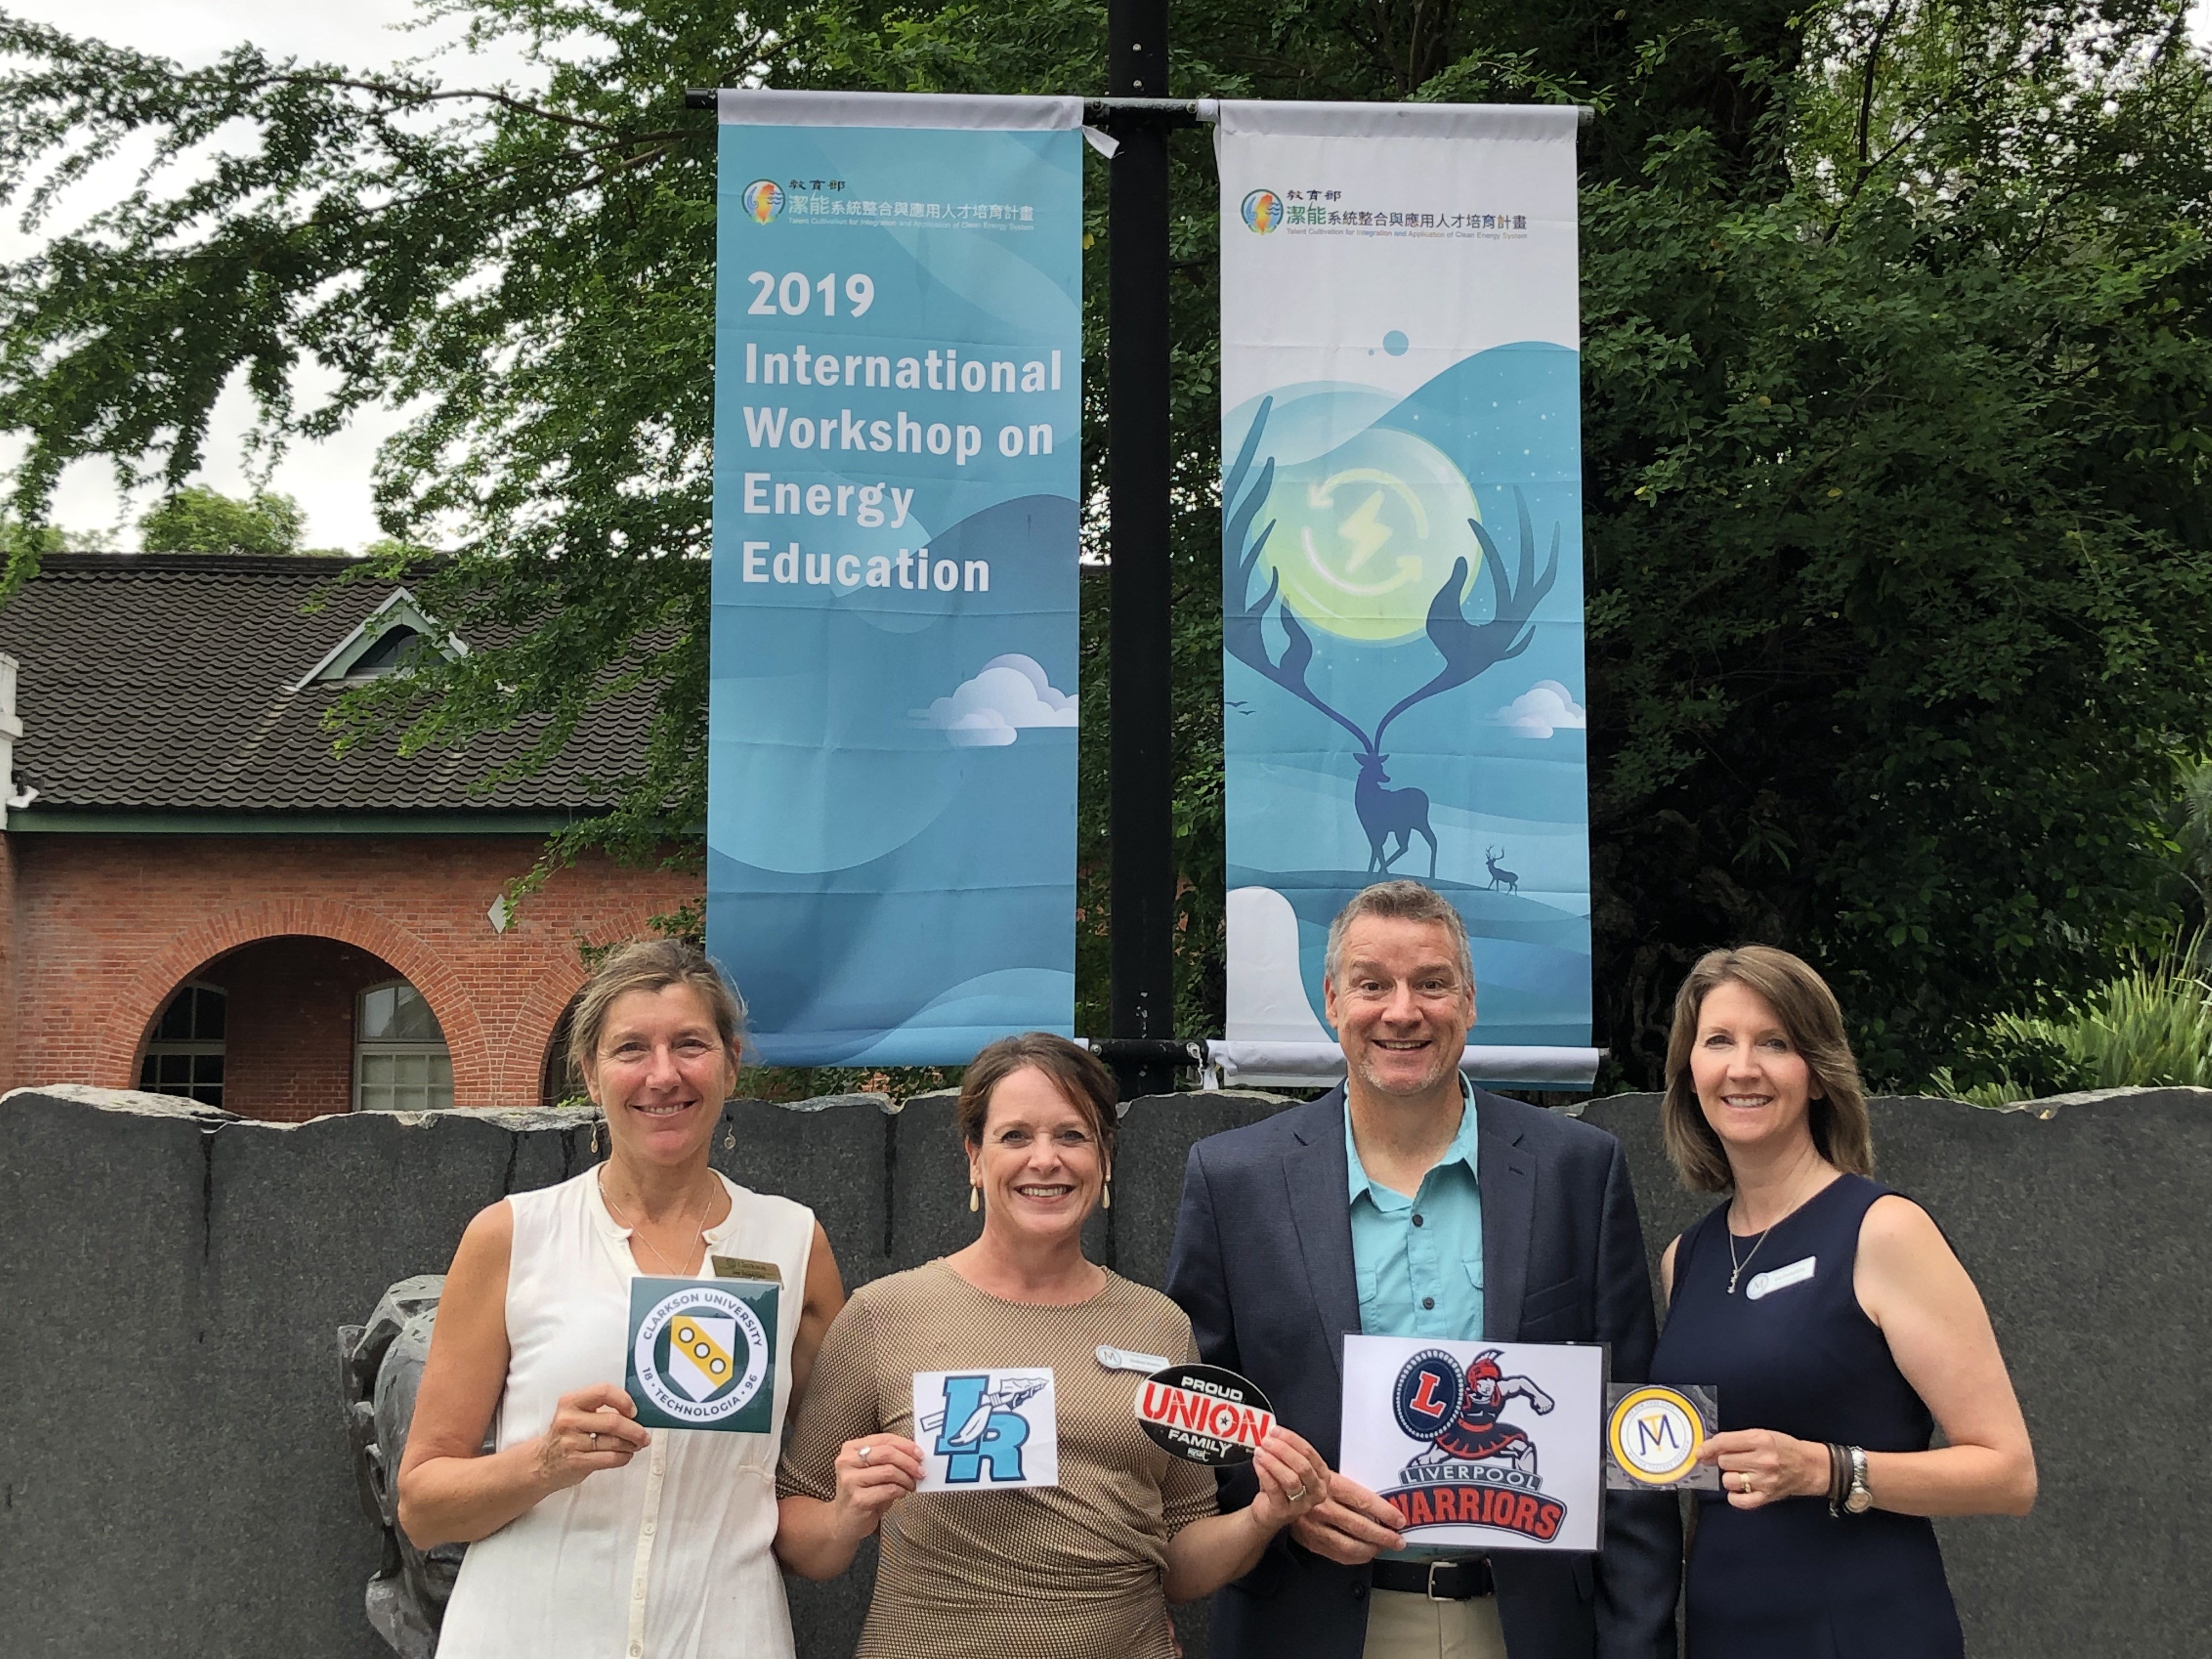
[1336,489,1392,572]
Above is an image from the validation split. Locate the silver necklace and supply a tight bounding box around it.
[1726,1220,1773,1295]
[1726,1171,1820,1294]
[599,1169,714,1276]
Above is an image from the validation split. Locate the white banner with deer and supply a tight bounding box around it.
[1214,101,1599,1087]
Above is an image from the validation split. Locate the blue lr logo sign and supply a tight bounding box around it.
[934,1374,1031,1483]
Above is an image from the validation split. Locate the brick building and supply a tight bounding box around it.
[0,554,700,1121]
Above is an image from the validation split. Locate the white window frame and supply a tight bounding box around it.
[353,979,455,1112]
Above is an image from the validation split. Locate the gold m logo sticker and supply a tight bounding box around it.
[1607,1386,1703,1486]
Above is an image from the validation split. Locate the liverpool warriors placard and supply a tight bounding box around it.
[1340,1335,1603,1551]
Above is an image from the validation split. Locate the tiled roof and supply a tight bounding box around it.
[0,554,654,815]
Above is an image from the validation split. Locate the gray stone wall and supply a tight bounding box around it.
[0,1083,2200,1656]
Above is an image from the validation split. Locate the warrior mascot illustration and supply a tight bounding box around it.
[1417,1350,1555,1475]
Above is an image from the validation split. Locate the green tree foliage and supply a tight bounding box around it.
[136,485,307,555]
[0,0,2207,1081]
[1580,6,2212,1079]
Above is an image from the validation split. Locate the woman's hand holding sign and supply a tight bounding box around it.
[1289,1470,1408,1565]
[533,1384,651,1493]
[829,1434,925,1545]
[1697,1427,1830,1511]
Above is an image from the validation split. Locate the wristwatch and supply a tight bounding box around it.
[1843,1445,1873,1515]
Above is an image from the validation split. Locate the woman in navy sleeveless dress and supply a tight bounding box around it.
[1645,947,2036,1658]
[1655,1175,1963,1654]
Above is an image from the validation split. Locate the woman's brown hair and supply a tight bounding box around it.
[567,938,747,1091]
[956,1032,1120,1161]
[1661,945,1873,1192]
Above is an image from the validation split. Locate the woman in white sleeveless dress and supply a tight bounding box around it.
[398,940,845,1659]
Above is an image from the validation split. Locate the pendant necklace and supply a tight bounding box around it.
[1727,1170,1817,1295]
[1726,1221,1771,1296]
[600,1169,714,1276]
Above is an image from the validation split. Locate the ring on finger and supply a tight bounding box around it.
[1286,1483,1308,1503]
[858,1443,872,1465]
[588,1431,599,1449]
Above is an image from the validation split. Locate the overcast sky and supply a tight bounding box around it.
[1,1,539,550]
[5,1,2211,551]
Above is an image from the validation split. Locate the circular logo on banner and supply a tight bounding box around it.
[1241,189,1283,234]
[1392,1349,1466,1442]
[1135,1364,1276,1466]
[742,179,786,224]
[1260,425,1487,644]
[1607,1386,1705,1485]
[632,1285,770,1425]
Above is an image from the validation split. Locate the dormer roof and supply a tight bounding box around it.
[0,554,650,822]
[291,587,466,690]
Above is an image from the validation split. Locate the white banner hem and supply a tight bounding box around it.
[1212,99,1582,142]
[718,89,1083,131]
[1209,1042,1601,1088]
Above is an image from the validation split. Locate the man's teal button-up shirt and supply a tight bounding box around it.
[1346,1077,1485,1342]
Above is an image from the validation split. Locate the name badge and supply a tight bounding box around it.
[711,1254,781,1284]
[1745,1256,1816,1301]
[912,1368,1058,1491]
[1096,1344,1173,1374]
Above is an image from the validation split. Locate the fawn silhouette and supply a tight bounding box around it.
[1223,396,1559,882]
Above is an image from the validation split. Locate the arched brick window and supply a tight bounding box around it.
[354,980,454,1111]
[139,981,226,1108]
[540,991,585,1109]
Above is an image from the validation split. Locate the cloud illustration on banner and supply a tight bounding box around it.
[917,654,1079,747]
[1493,680,1586,738]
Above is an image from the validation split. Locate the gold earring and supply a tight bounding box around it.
[1102,1172,1112,1211]
[589,1113,602,1158]
[723,1116,735,1151]
[968,1183,980,1213]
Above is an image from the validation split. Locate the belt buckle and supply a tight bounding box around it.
[1426,1560,1452,1603]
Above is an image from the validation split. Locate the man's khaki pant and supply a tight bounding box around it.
[1361,1588,1509,1659]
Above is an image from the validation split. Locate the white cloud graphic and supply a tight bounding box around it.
[1493,679,1586,738]
[917,654,1079,748]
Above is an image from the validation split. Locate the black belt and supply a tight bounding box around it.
[1369,1558,1494,1600]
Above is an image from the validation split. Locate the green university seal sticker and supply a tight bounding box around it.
[626,1276,778,1433]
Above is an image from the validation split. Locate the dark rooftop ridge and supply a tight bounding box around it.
[33,552,371,575]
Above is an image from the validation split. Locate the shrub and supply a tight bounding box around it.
[1931,938,2212,1106]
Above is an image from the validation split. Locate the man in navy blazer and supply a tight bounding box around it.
[1166,882,1678,1659]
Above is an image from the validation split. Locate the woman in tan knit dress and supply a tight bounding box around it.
[776,1034,1328,1658]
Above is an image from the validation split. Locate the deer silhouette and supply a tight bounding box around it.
[1483,847,1520,895]
[1224,397,1561,882]
[1356,753,1438,876]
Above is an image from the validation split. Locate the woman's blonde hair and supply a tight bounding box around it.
[567,938,747,1091]
[1661,945,1873,1192]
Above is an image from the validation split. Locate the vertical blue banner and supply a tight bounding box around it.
[1214,103,1598,1087]
[709,96,1083,1065]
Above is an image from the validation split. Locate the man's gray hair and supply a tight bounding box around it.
[1323,880,1475,989]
